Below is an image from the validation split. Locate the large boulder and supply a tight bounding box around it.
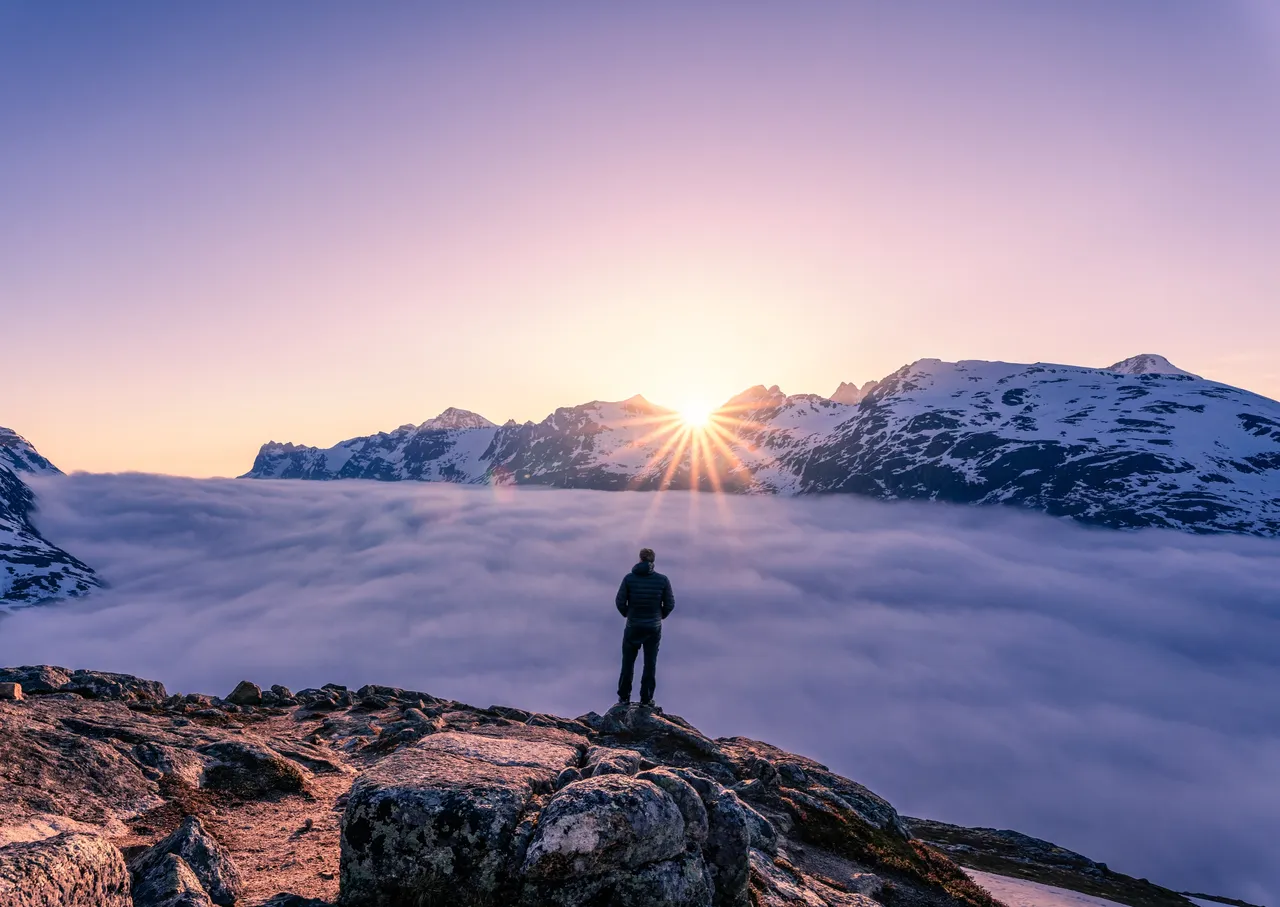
[667,770,751,907]
[131,853,213,907]
[635,769,709,844]
[0,665,71,694]
[522,775,687,879]
[197,741,310,798]
[130,816,243,906]
[339,730,580,907]
[0,832,131,907]
[226,681,262,707]
[61,670,168,702]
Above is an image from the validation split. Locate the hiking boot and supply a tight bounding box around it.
[639,699,655,709]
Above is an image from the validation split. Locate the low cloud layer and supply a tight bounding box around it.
[5,474,1280,903]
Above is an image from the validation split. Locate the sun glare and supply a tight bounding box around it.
[679,404,714,428]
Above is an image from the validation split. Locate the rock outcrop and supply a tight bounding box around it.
[129,817,243,906]
[2,665,1012,907]
[0,832,131,907]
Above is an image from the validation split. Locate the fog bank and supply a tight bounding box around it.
[5,475,1279,903]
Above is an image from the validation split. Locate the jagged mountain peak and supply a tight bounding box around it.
[1107,353,1198,378]
[417,408,496,431]
[0,427,63,476]
[723,384,787,409]
[829,380,881,406]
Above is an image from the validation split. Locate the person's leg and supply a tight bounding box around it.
[617,626,642,702]
[639,625,661,704]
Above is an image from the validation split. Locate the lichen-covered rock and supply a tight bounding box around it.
[748,850,881,907]
[585,744,643,777]
[339,730,580,907]
[197,741,310,798]
[741,800,778,855]
[666,771,751,907]
[0,832,131,907]
[61,669,168,702]
[611,850,714,907]
[636,768,709,845]
[523,775,687,879]
[130,816,244,906]
[131,743,208,788]
[226,681,262,707]
[131,852,213,907]
[0,665,71,694]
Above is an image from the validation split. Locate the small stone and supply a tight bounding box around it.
[226,681,262,706]
[0,682,23,700]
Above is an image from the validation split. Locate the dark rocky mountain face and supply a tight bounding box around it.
[0,429,99,609]
[244,357,1280,537]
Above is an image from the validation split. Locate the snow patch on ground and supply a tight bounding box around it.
[967,870,1129,907]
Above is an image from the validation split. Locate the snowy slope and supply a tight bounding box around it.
[0,428,99,609]
[243,356,1280,536]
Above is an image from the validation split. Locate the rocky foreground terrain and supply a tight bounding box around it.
[0,666,1208,907]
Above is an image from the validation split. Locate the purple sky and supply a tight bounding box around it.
[3,2,1279,476]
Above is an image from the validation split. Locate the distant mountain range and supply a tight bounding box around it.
[245,354,1280,536]
[0,428,99,609]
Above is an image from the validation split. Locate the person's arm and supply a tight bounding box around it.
[660,577,675,619]
[616,576,630,618]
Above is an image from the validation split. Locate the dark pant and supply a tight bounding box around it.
[618,622,661,703]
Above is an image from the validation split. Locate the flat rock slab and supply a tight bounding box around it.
[0,832,131,907]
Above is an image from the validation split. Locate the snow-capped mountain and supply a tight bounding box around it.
[1106,353,1199,378]
[243,356,1280,536]
[0,429,99,609]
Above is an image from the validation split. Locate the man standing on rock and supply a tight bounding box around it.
[615,547,675,707]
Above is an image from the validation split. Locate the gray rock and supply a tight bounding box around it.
[61,669,167,702]
[197,741,310,798]
[131,743,208,788]
[585,745,643,777]
[270,684,295,700]
[612,850,713,907]
[0,682,22,700]
[0,832,131,907]
[130,816,244,906]
[340,730,579,906]
[554,767,583,789]
[739,799,778,855]
[131,853,213,907]
[0,665,71,694]
[666,771,750,907]
[636,768,709,844]
[227,681,262,706]
[522,775,687,879]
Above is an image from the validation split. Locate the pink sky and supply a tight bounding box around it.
[3,3,1278,476]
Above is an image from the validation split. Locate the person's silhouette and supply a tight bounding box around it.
[615,547,675,706]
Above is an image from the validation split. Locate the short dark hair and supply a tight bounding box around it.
[639,548,656,563]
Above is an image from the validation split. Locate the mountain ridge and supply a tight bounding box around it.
[243,355,1280,537]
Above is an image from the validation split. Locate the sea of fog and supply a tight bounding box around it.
[4,474,1279,904]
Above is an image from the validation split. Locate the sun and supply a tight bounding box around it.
[678,402,714,428]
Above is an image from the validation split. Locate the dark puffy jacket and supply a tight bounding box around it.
[616,562,675,627]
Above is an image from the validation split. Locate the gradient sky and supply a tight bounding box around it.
[3,1,1279,477]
